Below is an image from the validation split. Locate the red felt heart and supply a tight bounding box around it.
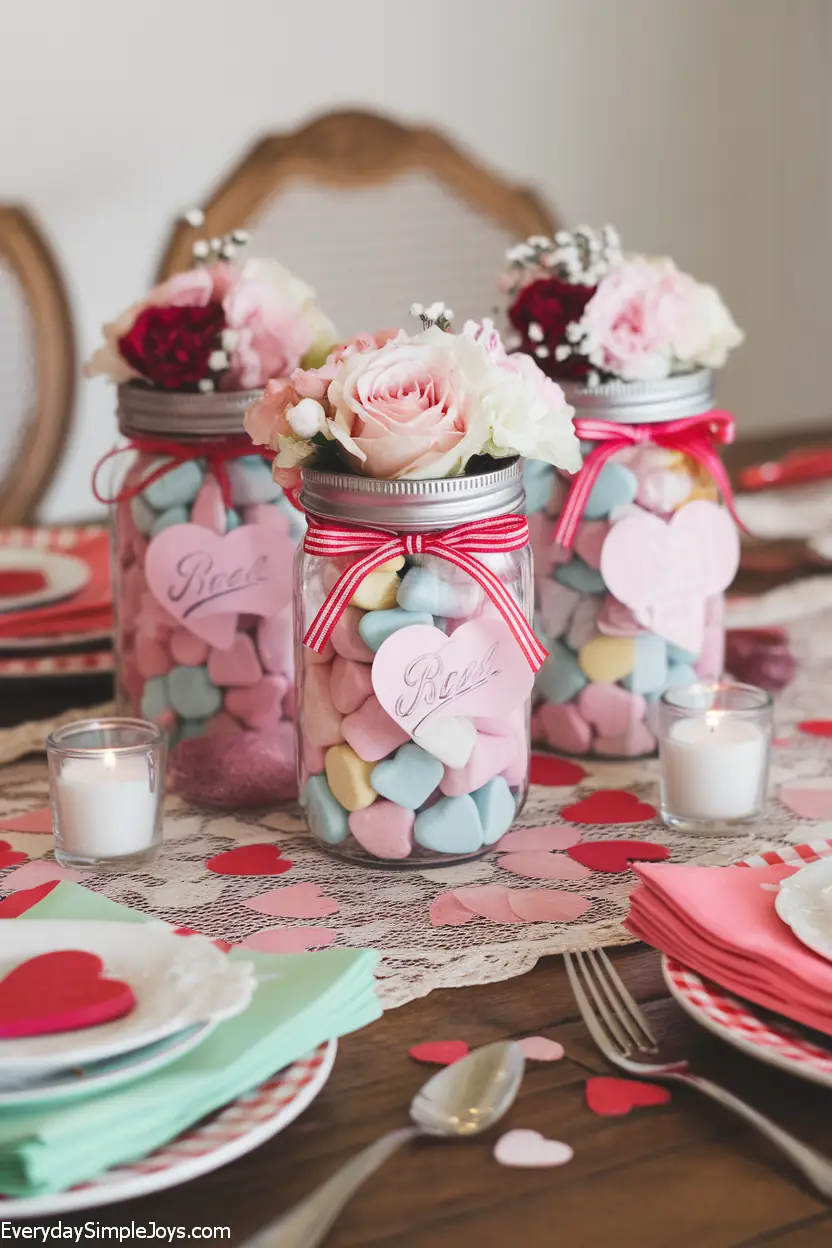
[205,844,293,876]
[0,840,27,869]
[0,569,48,597]
[530,754,587,786]
[798,720,832,738]
[567,839,669,873]
[409,1040,470,1066]
[0,881,59,917]
[585,1076,671,1116]
[0,950,136,1038]
[561,790,656,825]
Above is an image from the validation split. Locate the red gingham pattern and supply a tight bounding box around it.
[667,839,832,1080]
[0,525,106,551]
[0,650,114,679]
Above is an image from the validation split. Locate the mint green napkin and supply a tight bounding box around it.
[0,882,380,1197]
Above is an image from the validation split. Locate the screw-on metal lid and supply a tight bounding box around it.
[117,384,263,439]
[562,368,715,425]
[300,460,525,532]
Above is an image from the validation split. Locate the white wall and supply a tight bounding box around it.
[3,0,829,521]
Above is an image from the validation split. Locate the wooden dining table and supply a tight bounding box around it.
[4,432,832,1247]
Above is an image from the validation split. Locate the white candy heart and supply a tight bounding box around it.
[493,1129,574,1169]
[413,716,477,768]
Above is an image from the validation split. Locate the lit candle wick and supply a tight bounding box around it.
[103,750,117,772]
[705,711,721,734]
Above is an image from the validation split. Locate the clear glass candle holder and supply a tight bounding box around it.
[658,682,772,835]
[46,718,166,869]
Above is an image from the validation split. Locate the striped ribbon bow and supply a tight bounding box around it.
[303,514,547,671]
[92,435,274,509]
[553,410,743,548]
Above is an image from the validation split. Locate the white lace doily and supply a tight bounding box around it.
[1,579,831,1010]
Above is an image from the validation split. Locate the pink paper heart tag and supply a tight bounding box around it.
[372,618,534,737]
[145,523,293,649]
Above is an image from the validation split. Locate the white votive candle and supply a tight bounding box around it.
[55,751,157,859]
[662,711,767,822]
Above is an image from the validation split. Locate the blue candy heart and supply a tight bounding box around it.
[304,775,349,844]
[414,794,484,854]
[472,777,517,844]
[359,607,433,652]
[150,505,189,537]
[227,457,281,505]
[130,495,156,535]
[623,634,668,695]
[536,640,588,705]
[523,461,556,515]
[371,743,443,810]
[140,675,170,722]
[143,460,203,511]
[168,665,223,719]
[582,462,637,520]
[554,559,606,595]
[397,565,480,617]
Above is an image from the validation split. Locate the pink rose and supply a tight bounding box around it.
[326,326,488,478]
[223,258,331,389]
[243,377,302,449]
[582,259,678,381]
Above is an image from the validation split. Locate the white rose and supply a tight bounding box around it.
[478,351,581,472]
[669,282,744,369]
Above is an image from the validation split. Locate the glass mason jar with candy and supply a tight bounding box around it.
[244,305,582,864]
[501,227,745,759]
[86,224,337,805]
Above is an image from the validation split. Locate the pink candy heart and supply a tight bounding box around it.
[208,633,262,686]
[578,683,646,736]
[348,801,414,859]
[170,629,210,667]
[225,674,288,727]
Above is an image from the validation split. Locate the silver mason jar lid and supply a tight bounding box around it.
[300,459,525,532]
[117,384,264,439]
[561,368,715,425]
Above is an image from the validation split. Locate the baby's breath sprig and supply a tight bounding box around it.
[410,301,455,332]
[504,225,621,295]
[180,209,252,265]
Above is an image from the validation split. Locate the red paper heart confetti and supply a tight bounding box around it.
[205,844,293,876]
[172,927,233,953]
[0,951,135,1038]
[0,841,28,870]
[567,840,669,873]
[409,1040,470,1066]
[0,807,52,834]
[798,719,832,738]
[561,790,657,825]
[585,1076,671,1117]
[0,881,58,917]
[530,755,588,787]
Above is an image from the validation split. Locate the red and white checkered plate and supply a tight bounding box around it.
[663,840,832,1087]
[0,1040,336,1219]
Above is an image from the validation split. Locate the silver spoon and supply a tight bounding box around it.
[245,1041,525,1248]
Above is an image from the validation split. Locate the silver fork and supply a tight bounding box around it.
[565,948,832,1200]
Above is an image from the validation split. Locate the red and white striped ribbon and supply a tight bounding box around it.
[554,409,742,547]
[303,514,547,671]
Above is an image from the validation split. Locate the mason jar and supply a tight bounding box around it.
[110,385,304,796]
[295,461,533,866]
[528,370,737,759]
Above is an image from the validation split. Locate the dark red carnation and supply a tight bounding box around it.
[508,277,596,380]
[118,302,226,390]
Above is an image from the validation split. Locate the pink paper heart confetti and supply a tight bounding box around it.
[516,1035,565,1062]
[507,889,591,923]
[0,861,82,891]
[237,927,336,953]
[497,852,592,881]
[0,807,52,834]
[429,893,477,927]
[452,884,526,924]
[494,1130,574,1169]
[243,883,340,920]
[496,826,581,853]
[779,781,832,820]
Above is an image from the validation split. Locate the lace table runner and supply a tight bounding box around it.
[1,584,830,1009]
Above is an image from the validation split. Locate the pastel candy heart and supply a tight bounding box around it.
[440,732,507,797]
[667,641,699,664]
[536,640,588,704]
[130,495,156,535]
[178,718,208,740]
[578,683,646,735]
[574,520,609,570]
[168,665,222,719]
[190,477,227,533]
[304,774,349,844]
[303,639,334,666]
[536,580,580,641]
[524,460,556,514]
[535,702,592,754]
[597,596,643,638]
[330,656,375,715]
[475,706,527,738]
[206,711,240,735]
[397,566,482,617]
[150,505,189,537]
[227,456,281,505]
[137,591,178,636]
[350,571,400,611]
[302,736,327,776]
[583,461,637,519]
[554,559,606,595]
[609,502,648,524]
[342,694,409,762]
[472,777,516,844]
[140,674,170,721]
[358,607,433,652]
[412,716,477,769]
[414,794,484,854]
[302,664,343,747]
[135,633,172,679]
[636,456,693,514]
[208,633,262,686]
[226,673,288,727]
[257,608,294,674]
[331,607,374,662]
[501,733,529,786]
[142,460,203,511]
[594,720,656,756]
[527,512,562,575]
[225,509,242,530]
[325,744,377,810]
[170,629,210,666]
[655,662,698,699]
[622,634,668,695]
[348,800,414,859]
[578,635,636,684]
[566,596,602,651]
[370,742,444,809]
[494,1129,574,1169]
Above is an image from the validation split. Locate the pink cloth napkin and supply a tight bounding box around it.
[626,861,832,1036]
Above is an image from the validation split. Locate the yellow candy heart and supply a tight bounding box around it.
[578,635,636,684]
[350,571,400,611]
[325,744,377,811]
[378,556,405,572]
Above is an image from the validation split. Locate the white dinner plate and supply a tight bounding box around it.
[0,549,90,614]
[0,1041,336,1218]
[774,857,832,962]
[0,921,255,1081]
